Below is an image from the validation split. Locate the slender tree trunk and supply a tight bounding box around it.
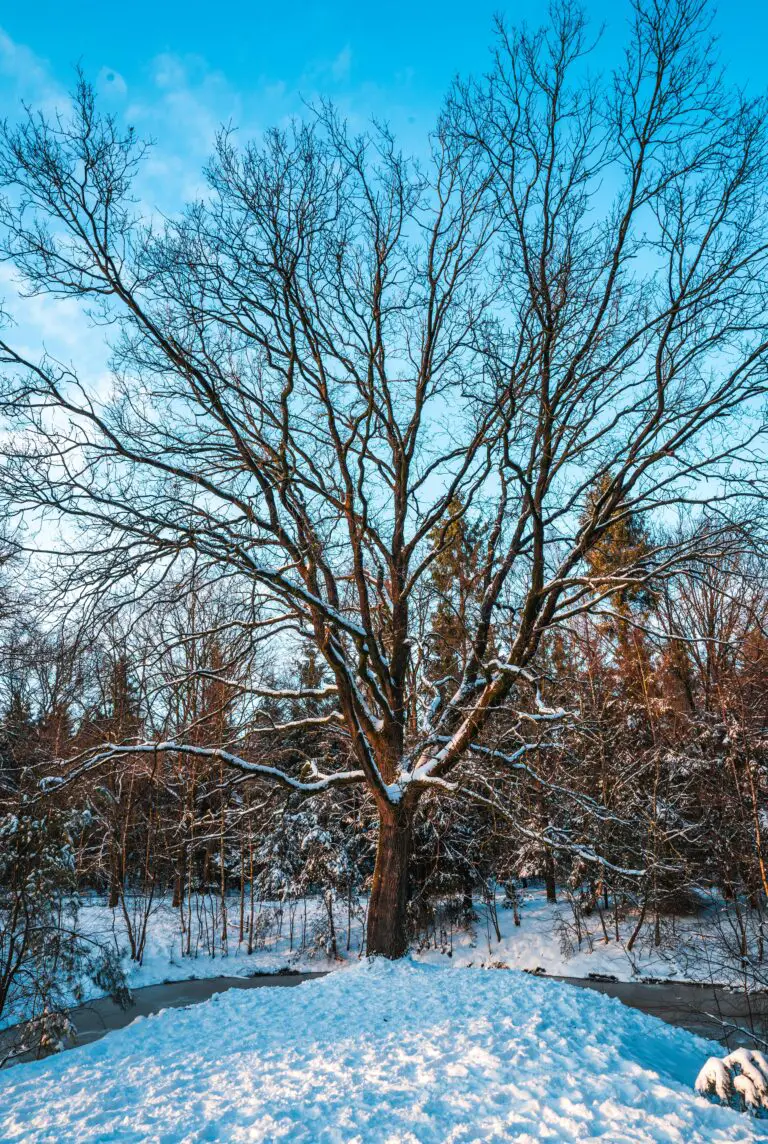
[325,890,338,960]
[172,862,184,910]
[366,808,412,959]
[219,756,228,950]
[108,857,121,910]
[544,850,557,904]
[239,840,245,943]
[247,835,255,956]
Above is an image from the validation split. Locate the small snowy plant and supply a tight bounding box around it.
[695,1048,768,1118]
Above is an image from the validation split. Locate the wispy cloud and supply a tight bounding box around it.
[0,27,63,110]
[331,46,352,82]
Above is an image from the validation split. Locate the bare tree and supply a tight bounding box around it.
[1,0,768,956]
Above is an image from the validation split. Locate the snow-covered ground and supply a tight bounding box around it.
[0,959,763,1142]
[71,884,765,1003]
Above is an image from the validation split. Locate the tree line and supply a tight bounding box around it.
[1,518,766,978]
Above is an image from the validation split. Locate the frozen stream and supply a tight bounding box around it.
[4,968,768,1064]
[64,971,768,1051]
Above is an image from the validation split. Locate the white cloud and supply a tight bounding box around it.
[97,66,128,98]
[151,53,190,92]
[331,46,352,82]
[0,26,64,111]
[0,265,109,378]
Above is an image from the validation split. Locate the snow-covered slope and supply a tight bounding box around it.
[1,961,764,1143]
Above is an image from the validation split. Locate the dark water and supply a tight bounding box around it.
[61,971,768,1052]
[554,974,768,1049]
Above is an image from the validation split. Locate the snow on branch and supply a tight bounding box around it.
[467,783,647,877]
[159,671,340,701]
[39,742,366,796]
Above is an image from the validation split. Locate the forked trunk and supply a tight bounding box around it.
[366,808,413,959]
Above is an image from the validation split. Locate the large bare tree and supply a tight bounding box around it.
[1,0,768,955]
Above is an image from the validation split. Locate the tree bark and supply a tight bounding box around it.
[366,808,412,958]
[544,851,557,904]
[108,855,121,910]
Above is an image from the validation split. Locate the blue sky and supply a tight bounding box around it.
[3,1,768,201]
[1,1,766,543]
[1,0,767,378]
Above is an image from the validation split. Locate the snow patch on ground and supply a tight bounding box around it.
[0,960,764,1142]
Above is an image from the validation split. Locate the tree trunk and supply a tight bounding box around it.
[172,866,184,909]
[544,851,557,904]
[366,809,412,959]
[108,856,121,909]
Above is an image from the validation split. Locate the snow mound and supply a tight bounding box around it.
[0,960,765,1143]
[696,1047,768,1118]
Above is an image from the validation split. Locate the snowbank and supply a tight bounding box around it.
[0,960,763,1142]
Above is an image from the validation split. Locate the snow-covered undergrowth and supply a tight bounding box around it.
[0,960,762,1143]
[70,885,765,1005]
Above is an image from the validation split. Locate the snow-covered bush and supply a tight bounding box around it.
[0,801,129,1063]
[695,1047,768,1118]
